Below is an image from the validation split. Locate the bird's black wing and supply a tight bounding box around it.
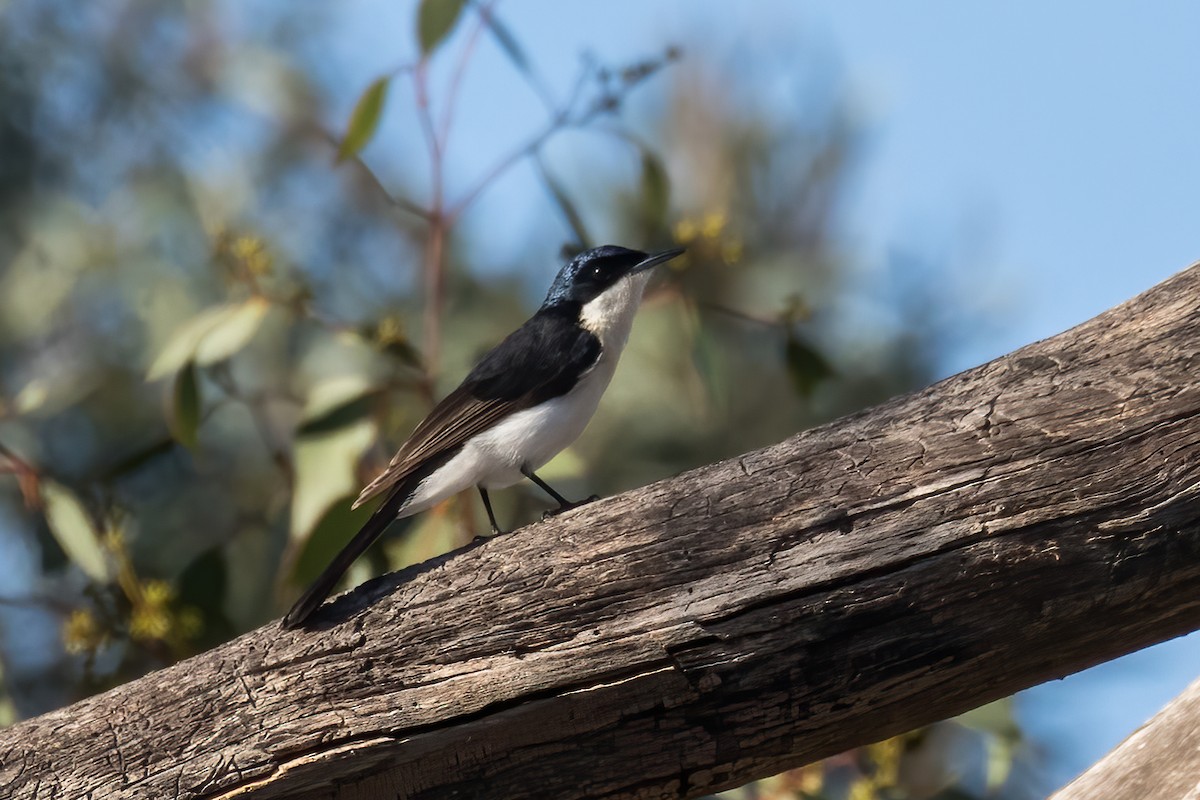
[352,310,601,508]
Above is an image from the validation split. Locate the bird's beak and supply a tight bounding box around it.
[631,247,685,274]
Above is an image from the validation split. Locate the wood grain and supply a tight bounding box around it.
[1051,675,1200,800]
[3,264,1200,799]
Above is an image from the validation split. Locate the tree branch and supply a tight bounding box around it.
[1050,675,1200,799]
[3,264,1200,799]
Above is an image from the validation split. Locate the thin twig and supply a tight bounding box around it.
[0,440,32,473]
[446,60,607,223]
[413,58,449,389]
[311,126,432,221]
[477,3,559,115]
[208,366,295,485]
[698,300,788,329]
[438,1,494,147]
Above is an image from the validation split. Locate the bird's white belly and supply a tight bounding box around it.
[397,356,617,517]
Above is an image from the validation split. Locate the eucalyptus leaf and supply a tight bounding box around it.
[290,495,374,587]
[538,160,592,249]
[147,299,270,381]
[0,663,15,728]
[169,362,201,449]
[290,418,377,546]
[691,325,727,413]
[337,77,389,162]
[192,297,270,366]
[417,0,468,56]
[640,149,670,233]
[147,304,239,381]
[100,437,177,480]
[177,547,233,646]
[42,482,109,583]
[299,374,381,435]
[784,332,833,398]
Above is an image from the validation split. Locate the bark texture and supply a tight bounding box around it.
[1051,675,1200,800]
[3,265,1200,799]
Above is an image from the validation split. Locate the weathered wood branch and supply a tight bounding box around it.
[1051,675,1200,800]
[4,265,1200,799]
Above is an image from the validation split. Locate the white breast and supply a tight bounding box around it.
[395,272,652,517]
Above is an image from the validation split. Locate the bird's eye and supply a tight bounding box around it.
[589,264,605,279]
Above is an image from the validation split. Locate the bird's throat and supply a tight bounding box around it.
[578,272,652,351]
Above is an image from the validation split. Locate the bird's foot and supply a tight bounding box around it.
[472,527,507,543]
[541,495,601,520]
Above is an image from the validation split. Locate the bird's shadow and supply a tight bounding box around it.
[291,533,498,632]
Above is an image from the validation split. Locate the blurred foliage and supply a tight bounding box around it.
[713,700,1027,800]
[0,0,1033,797]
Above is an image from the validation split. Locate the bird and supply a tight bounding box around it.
[282,244,684,629]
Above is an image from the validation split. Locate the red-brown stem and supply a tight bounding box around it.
[414,54,447,395]
[438,2,493,148]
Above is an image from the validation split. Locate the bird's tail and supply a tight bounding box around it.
[280,489,409,630]
[281,448,461,630]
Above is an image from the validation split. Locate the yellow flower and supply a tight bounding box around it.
[62,609,103,654]
[141,579,174,607]
[130,605,172,641]
[230,236,272,276]
[720,237,743,266]
[375,315,406,345]
[701,210,727,239]
[673,218,697,243]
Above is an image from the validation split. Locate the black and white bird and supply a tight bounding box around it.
[282,244,683,629]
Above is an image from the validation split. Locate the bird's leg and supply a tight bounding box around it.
[477,488,507,538]
[520,465,600,519]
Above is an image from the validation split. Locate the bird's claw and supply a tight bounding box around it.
[542,494,602,520]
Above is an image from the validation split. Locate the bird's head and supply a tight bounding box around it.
[542,245,684,314]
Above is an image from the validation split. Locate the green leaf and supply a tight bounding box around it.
[42,482,109,583]
[337,77,390,163]
[784,332,833,398]
[0,662,16,727]
[382,336,423,367]
[298,374,381,435]
[193,297,270,366]
[147,299,270,380]
[639,149,671,234]
[168,362,201,449]
[177,547,233,647]
[417,0,468,56]
[982,735,1016,792]
[691,325,727,414]
[537,159,592,249]
[290,495,375,586]
[147,304,238,381]
[99,437,178,480]
[290,418,377,547]
[957,697,1022,792]
[13,378,49,414]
